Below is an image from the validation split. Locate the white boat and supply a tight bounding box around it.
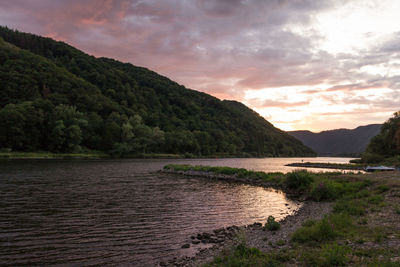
[365,166,396,172]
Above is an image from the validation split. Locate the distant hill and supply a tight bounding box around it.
[0,26,315,157]
[288,124,382,156]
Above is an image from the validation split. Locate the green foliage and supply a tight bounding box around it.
[368,195,384,205]
[275,240,286,246]
[309,179,342,201]
[302,219,317,227]
[320,244,349,266]
[362,111,400,162]
[163,164,287,185]
[265,216,280,231]
[291,214,351,244]
[333,199,367,216]
[375,185,390,193]
[207,243,283,267]
[0,27,316,157]
[285,170,314,191]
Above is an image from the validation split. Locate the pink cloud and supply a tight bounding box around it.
[0,0,398,131]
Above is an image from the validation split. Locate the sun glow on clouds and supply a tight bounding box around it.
[241,0,400,131]
[313,0,400,54]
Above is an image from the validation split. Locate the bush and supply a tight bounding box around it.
[375,185,389,193]
[208,243,282,267]
[292,214,351,243]
[361,153,385,163]
[309,180,342,201]
[320,244,349,266]
[333,199,367,216]
[285,170,314,191]
[368,195,384,205]
[265,216,280,231]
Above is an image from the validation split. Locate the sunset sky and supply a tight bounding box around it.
[1,0,399,131]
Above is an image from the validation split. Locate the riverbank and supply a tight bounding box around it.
[0,151,108,159]
[0,151,312,160]
[286,162,366,170]
[162,165,400,266]
[0,151,185,159]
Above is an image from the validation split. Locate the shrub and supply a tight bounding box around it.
[265,216,280,231]
[302,219,316,227]
[285,170,314,191]
[276,240,286,246]
[309,180,342,201]
[320,244,349,266]
[355,190,371,198]
[292,214,351,243]
[333,199,367,216]
[368,195,384,204]
[361,153,385,163]
[208,243,282,267]
[375,185,390,193]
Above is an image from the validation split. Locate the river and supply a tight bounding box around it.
[0,157,353,266]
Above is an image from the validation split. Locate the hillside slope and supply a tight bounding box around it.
[288,124,382,156]
[0,26,315,157]
[362,112,400,162]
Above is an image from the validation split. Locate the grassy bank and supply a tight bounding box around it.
[164,165,400,266]
[286,162,366,170]
[164,164,363,201]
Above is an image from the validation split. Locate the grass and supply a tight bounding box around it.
[205,243,283,267]
[291,213,351,244]
[164,164,286,184]
[286,162,366,170]
[320,244,349,266]
[285,170,314,191]
[168,164,400,266]
[165,164,373,203]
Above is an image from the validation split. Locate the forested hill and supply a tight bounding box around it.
[288,124,382,156]
[362,112,400,161]
[0,26,315,157]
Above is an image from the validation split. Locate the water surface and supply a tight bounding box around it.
[0,157,351,265]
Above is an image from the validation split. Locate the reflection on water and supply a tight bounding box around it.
[0,157,349,265]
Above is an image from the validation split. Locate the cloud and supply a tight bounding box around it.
[0,0,399,131]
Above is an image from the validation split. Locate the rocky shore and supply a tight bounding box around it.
[159,169,333,266]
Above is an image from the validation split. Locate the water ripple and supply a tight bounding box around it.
[0,159,306,266]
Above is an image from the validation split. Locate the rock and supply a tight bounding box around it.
[159,261,166,266]
[213,227,225,234]
[209,237,219,243]
[202,232,211,239]
[181,243,190,249]
[192,240,200,244]
[190,235,195,239]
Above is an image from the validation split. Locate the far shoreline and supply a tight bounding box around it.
[0,151,344,160]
